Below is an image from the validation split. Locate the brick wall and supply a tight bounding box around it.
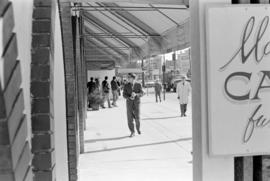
[0,1,32,181]
[31,0,56,180]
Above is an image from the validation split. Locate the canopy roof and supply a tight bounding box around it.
[73,2,190,65]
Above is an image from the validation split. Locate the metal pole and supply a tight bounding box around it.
[173,52,176,77]
[141,59,145,87]
[162,63,166,101]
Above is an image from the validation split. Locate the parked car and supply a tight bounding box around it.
[144,81,155,88]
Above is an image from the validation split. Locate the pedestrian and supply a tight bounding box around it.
[87,77,96,108]
[111,76,119,106]
[101,76,111,108]
[176,75,191,117]
[87,77,96,94]
[95,78,100,91]
[123,73,144,137]
[154,79,162,102]
[117,78,121,96]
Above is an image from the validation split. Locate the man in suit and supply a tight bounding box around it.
[123,73,144,137]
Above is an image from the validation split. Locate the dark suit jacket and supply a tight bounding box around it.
[123,82,143,101]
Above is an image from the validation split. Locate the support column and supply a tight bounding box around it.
[59,2,79,181]
[31,0,56,180]
[191,0,234,181]
[75,15,85,154]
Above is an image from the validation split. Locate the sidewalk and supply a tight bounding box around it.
[79,91,192,181]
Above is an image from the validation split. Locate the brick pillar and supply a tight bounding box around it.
[59,3,80,181]
[31,0,56,180]
[0,1,32,181]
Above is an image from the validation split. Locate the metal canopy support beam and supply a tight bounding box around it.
[83,12,134,48]
[101,3,163,50]
[83,11,142,48]
[102,3,159,35]
[149,4,179,26]
[82,34,160,38]
[106,9,149,36]
[83,11,144,59]
[85,46,131,50]
[84,15,130,48]
[72,5,187,11]
[87,2,147,42]
[84,27,129,59]
[140,20,190,58]
[84,39,128,61]
[84,39,121,61]
[60,0,189,6]
[72,5,187,10]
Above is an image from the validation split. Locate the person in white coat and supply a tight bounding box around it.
[176,76,191,117]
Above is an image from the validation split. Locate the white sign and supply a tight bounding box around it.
[178,54,190,74]
[206,5,270,156]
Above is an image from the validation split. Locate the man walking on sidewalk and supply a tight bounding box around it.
[177,75,191,117]
[101,76,111,108]
[111,76,119,106]
[123,73,144,137]
[154,79,162,103]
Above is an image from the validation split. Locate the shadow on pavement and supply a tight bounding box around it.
[84,137,192,154]
[85,136,130,143]
[142,115,181,120]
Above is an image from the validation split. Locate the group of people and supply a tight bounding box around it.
[87,73,144,138]
[87,73,191,138]
[87,76,121,109]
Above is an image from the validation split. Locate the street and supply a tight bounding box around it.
[79,89,192,181]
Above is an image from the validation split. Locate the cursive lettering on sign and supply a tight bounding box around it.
[218,16,270,143]
[220,16,270,71]
[243,104,270,143]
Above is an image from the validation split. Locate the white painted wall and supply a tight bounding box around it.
[10,0,33,144]
[52,1,69,181]
[87,69,116,82]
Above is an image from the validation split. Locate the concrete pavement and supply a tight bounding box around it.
[79,90,192,181]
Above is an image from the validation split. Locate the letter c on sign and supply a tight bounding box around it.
[224,72,251,101]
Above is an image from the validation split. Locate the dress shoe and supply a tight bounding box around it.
[137,130,141,135]
[129,132,135,137]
